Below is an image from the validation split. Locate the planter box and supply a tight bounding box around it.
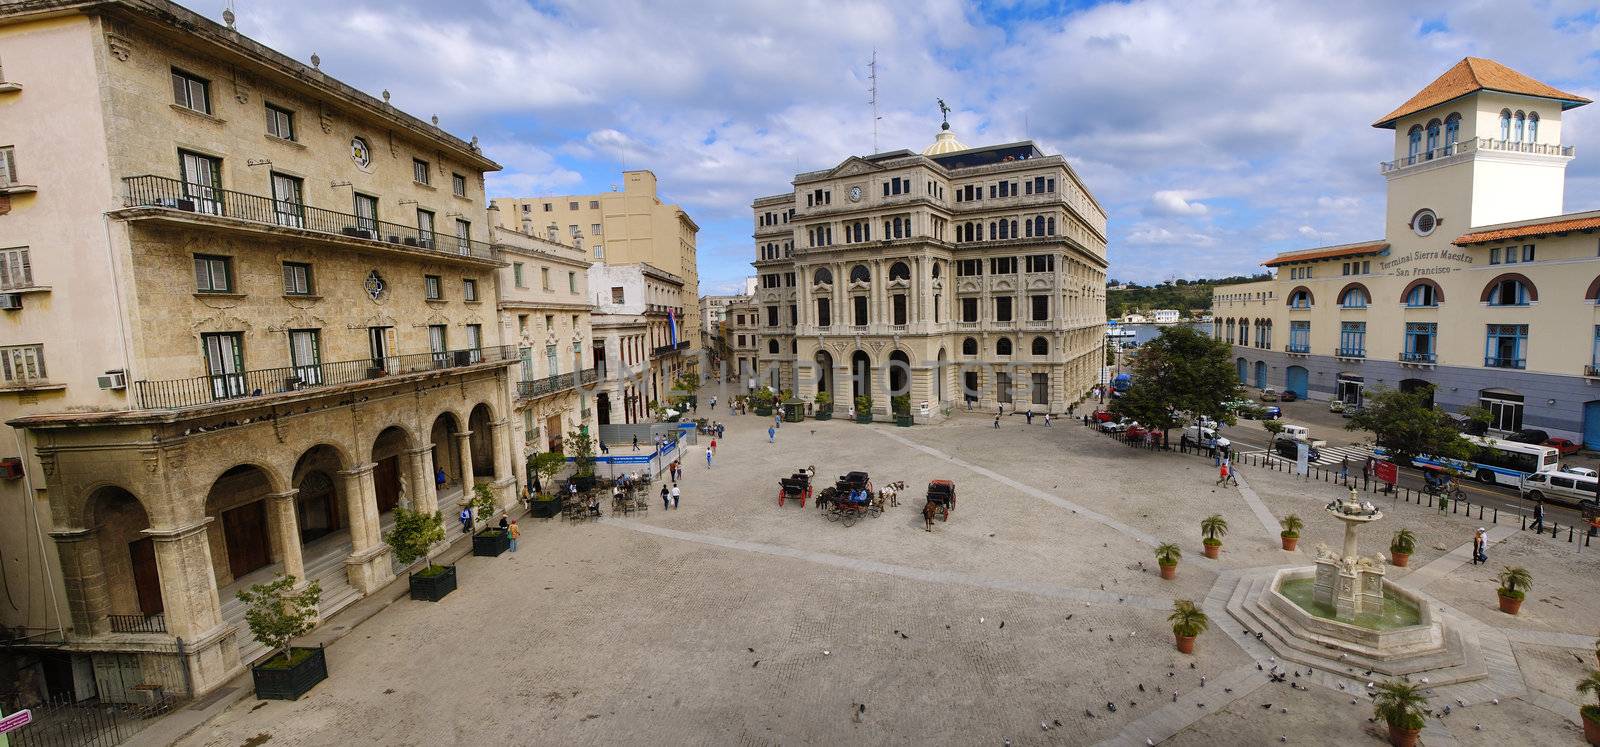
[855,413,874,424]
[571,475,598,492]
[408,564,457,602]
[472,529,509,557]
[530,499,561,518]
[814,409,833,421]
[894,415,914,427]
[251,646,328,701]
[754,404,773,417]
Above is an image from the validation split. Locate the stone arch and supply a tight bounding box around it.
[370,425,415,516]
[1336,282,1371,307]
[813,349,834,395]
[467,403,497,480]
[1479,272,1537,303]
[203,464,280,587]
[86,486,164,620]
[1585,274,1600,301]
[1400,277,1444,304]
[429,411,464,493]
[850,350,873,404]
[291,444,348,546]
[887,349,912,398]
[935,347,947,404]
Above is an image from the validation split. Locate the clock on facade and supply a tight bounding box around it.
[849,185,862,202]
[351,137,372,168]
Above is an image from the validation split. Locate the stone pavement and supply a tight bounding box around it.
[173,406,1599,746]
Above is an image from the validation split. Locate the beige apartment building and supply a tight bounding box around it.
[586,263,688,425]
[726,298,760,385]
[491,170,701,357]
[1213,58,1600,447]
[748,125,1108,418]
[0,0,521,703]
[491,224,597,459]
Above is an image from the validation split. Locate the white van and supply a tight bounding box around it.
[1520,471,1599,508]
[1276,424,1327,449]
[1180,426,1219,448]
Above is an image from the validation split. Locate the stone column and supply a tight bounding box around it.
[338,463,391,593]
[50,528,110,637]
[266,490,304,587]
[489,419,517,509]
[144,519,237,695]
[455,431,477,500]
[405,446,439,517]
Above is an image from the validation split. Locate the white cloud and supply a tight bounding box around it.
[1149,190,1209,216]
[1124,225,1217,247]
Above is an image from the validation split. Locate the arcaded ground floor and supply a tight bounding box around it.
[178,382,1597,745]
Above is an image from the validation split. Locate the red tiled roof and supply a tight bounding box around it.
[1453,215,1600,245]
[1373,57,1591,129]
[1262,241,1388,267]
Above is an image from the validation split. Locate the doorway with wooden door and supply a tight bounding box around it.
[128,537,163,617]
[221,500,270,579]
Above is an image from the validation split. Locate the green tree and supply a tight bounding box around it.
[1345,385,1473,465]
[1167,599,1209,637]
[236,574,321,667]
[1110,326,1240,443]
[1200,514,1229,545]
[528,451,566,496]
[566,428,597,478]
[385,507,445,572]
[470,482,499,529]
[1263,419,1285,438]
[1155,542,1181,566]
[1371,680,1429,731]
[673,372,701,403]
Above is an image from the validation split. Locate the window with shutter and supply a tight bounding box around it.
[0,248,31,290]
[0,344,45,384]
[0,146,15,186]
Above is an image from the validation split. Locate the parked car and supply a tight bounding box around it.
[1277,390,1298,402]
[1507,429,1551,445]
[1091,409,1115,423]
[1560,465,1598,478]
[1273,436,1322,461]
[1543,437,1581,456]
[1328,400,1346,414]
[1264,405,1282,419]
[1125,424,1150,440]
[1100,418,1136,433]
[1180,426,1220,449]
[1520,471,1599,508]
[1276,424,1327,448]
[1259,387,1280,402]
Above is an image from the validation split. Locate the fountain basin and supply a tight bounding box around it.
[1265,568,1442,658]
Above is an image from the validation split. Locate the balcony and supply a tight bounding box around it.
[516,367,598,400]
[1484,356,1525,370]
[1587,365,1600,378]
[652,340,691,357]
[1380,137,1574,174]
[108,613,166,634]
[120,175,496,261]
[1399,352,1437,366]
[134,345,516,410]
[1285,343,1311,355]
[1335,347,1366,360]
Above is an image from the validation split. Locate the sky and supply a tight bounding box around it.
[216,0,1600,291]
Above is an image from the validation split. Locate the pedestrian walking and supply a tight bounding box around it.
[1227,462,1240,487]
[768,425,776,444]
[1216,462,1230,485]
[1339,457,1349,484]
[1472,528,1488,564]
[993,414,1000,429]
[705,445,713,468]
[661,483,670,510]
[458,505,473,534]
[710,396,717,410]
[436,467,447,490]
[671,483,681,508]
[1531,500,1545,532]
[709,437,717,456]
[774,413,781,430]
[1026,409,1034,425]
[508,519,521,552]
[632,434,639,451]
[1043,413,1052,427]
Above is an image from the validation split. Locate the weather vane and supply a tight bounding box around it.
[937,98,951,130]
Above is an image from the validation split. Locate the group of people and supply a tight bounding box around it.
[989,405,1053,429]
[456,508,523,551]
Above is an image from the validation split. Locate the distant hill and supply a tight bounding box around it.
[1106,274,1270,318]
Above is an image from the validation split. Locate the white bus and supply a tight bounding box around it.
[1379,435,1559,488]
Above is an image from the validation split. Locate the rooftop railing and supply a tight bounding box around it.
[1380,138,1574,173]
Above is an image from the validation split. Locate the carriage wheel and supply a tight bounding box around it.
[868,505,882,518]
[826,509,840,522]
[842,513,857,527]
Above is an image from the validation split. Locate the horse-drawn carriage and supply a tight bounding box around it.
[816,471,885,526]
[923,480,955,529]
[777,469,813,507]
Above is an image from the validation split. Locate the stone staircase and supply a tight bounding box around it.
[222,545,362,667]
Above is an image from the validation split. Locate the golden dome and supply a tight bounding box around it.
[922,127,968,156]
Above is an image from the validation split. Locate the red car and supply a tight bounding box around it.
[1544,437,1581,456]
[1092,409,1115,423]
[1125,424,1150,440]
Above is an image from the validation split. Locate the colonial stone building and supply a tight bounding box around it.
[586,263,689,424]
[726,298,760,386]
[748,126,1108,418]
[0,0,519,702]
[1213,58,1600,446]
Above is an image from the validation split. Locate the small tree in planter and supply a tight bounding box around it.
[1389,528,1416,567]
[814,391,834,420]
[470,483,509,557]
[1156,542,1181,580]
[1200,514,1228,559]
[237,574,326,700]
[386,507,453,601]
[854,395,874,423]
[1371,680,1429,747]
[751,389,775,416]
[1279,514,1303,551]
[1496,566,1532,615]
[1167,599,1208,654]
[1576,669,1600,746]
[891,394,913,426]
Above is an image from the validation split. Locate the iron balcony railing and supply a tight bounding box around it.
[1286,342,1311,354]
[122,175,496,260]
[1336,347,1366,358]
[515,368,598,400]
[1400,352,1437,364]
[652,340,691,357]
[1484,356,1525,370]
[135,344,515,410]
[1380,138,1575,173]
[107,613,166,634]
[1587,365,1600,378]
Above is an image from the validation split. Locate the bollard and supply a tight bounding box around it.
[1427,494,1433,508]
[1493,507,1497,523]
[1569,526,1574,543]
[1521,514,1526,531]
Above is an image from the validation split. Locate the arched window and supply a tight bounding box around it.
[849,264,870,284]
[1338,284,1370,308]
[1482,274,1535,306]
[1287,286,1313,309]
[1034,216,1045,236]
[931,261,942,278]
[1528,112,1539,142]
[1031,336,1048,356]
[1514,111,1525,142]
[813,267,833,285]
[961,337,977,355]
[1403,278,1442,307]
[1024,218,1033,238]
[1500,109,1512,141]
[1443,113,1460,154]
[1425,119,1440,155]
[1010,219,1018,238]
[995,337,1012,356]
[989,222,997,241]
[998,220,1009,240]
[889,261,910,281]
[1046,216,1056,236]
[767,339,779,354]
[1407,125,1423,160]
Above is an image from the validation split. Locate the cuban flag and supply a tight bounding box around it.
[667,308,679,346]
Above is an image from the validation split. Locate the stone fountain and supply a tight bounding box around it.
[1313,487,1388,621]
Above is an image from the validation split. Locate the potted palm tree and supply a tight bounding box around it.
[1496,566,1532,615]
[1389,528,1416,567]
[1371,680,1429,747]
[1200,514,1228,559]
[385,507,454,601]
[855,395,874,424]
[239,574,326,700]
[1280,514,1303,551]
[1168,599,1207,654]
[1156,542,1181,580]
[1577,669,1600,746]
[814,391,833,420]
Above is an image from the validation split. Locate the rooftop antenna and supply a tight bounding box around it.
[867,50,882,153]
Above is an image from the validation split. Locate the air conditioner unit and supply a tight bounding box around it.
[97,370,127,390]
[0,293,20,310]
[154,197,197,212]
[0,458,22,480]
